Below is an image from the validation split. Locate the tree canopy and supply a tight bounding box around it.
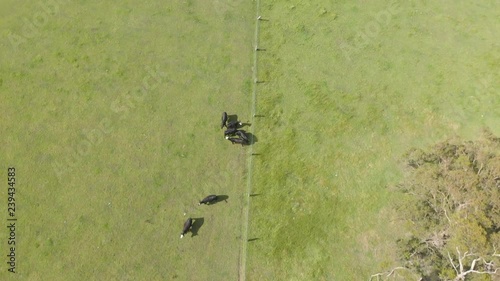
[390,130,500,281]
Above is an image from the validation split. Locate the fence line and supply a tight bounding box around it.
[239,0,262,279]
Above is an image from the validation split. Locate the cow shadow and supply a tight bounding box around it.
[245,133,258,145]
[227,115,252,128]
[213,195,229,204]
[191,217,204,237]
[227,114,238,123]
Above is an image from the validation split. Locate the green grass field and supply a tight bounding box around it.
[246,0,499,280]
[0,0,499,280]
[1,1,254,280]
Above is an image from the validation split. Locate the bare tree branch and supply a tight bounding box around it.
[438,191,452,224]
[387,267,406,277]
[448,251,459,275]
[369,267,414,281]
[369,272,383,281]
[457,248,464,274]
[448,247,500,281]
[493,246,500,257]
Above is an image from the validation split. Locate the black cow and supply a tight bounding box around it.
[227,120,242,129]
[221,112,228,129]
[224,128,238,136]
[226,136,248,145]
[199,195,218,205]
[236,130,249,142]
[180,218,193,238]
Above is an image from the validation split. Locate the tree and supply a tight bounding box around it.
[380,129,500,281]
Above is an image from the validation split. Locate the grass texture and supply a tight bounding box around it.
[0,0,498,280]
[1,1,253,280]
[245,0,499,280]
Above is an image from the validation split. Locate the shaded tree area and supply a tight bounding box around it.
[373,130,500,281]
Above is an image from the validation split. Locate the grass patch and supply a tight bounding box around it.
[246,0,499,280]
[0,1,254,280]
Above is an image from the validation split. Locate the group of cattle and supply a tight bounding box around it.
[180,112,249,238]
[180,195,218,238]
[221,112,249,145]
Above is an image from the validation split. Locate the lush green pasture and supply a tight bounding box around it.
[1,0,499,280]
[1,0,253,280]
[246,0,499,280]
